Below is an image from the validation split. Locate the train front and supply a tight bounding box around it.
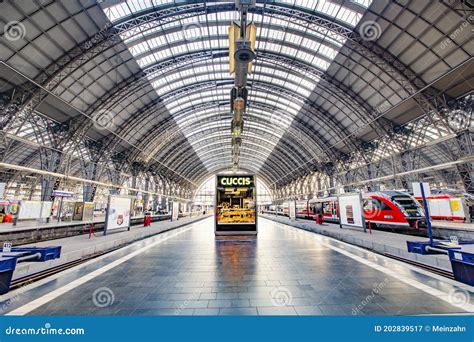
[387,192,426,228]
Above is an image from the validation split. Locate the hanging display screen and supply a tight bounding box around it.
[215,175,257,235]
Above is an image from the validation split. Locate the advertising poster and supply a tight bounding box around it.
[105,196,132,234]
[338,193,364,229]
[73,202,85,221]
[18,201,42,220]
[215,174,257,235]
[83,202,95,222]
[40,201,53,219]
[289,200,296,221]
[171,201,179,221]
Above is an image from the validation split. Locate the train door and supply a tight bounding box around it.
[322,200,337,222]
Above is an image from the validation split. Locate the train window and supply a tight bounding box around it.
[363,199,372,210]
[364,199,391,211]
[379,200,392,210]
[393,197,416,208]
[309,203,322,214]
[322,202,333,214]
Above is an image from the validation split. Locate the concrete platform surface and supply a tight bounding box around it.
[10,214,211,279]
[261,214,454,272]
[1,216,472,316]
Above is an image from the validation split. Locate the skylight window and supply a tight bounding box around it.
[101,0,371,172]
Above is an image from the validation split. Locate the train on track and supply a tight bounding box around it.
[263,190,473,229]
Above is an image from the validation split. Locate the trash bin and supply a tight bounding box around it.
[448,249,474,286]
[144,215,151,227]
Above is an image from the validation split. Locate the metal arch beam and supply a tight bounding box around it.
[86,54,387,161]
[131,87,329,160]
[180,150,289,183]
[177,140,295,181]
[158,127,302,179]
[78,46,376,144]
[130,94,330,164]
[163,128,301,179]
[130,81,350,160]
[130,35,333,73]
[126,16,342,52]
[15,1,421,141]
[145,102,322,172]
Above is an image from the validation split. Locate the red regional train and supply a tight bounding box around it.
[274,191,425,229]
[414,191,472,222]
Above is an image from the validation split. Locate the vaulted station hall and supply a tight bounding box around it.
[0,0,473,325]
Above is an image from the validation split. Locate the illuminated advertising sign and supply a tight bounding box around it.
[215,174,257,235]
[217,175,254,187]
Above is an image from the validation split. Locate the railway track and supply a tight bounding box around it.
[9,245,124,291]
[383,253,454,279]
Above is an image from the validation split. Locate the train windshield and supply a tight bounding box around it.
[392,196,419,212]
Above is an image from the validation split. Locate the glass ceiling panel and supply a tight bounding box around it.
[102,0,369,27]
[101,0,371,174]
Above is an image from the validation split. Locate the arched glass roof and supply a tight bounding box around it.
[99,0,372,181]
[2,0,471,192]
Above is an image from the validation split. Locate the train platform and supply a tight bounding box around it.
[7,214,210,280]
[0,213,203,245]
[1,216,472,316]
[0,216,105,233]
[261,214,459,272]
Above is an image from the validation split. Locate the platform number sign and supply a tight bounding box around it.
[3,241,12,253]
[450,236,459,245]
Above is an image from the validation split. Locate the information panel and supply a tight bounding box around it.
[215,174,257,235]
[171,201,179,221]
[412,182,431,198]
[18,201,42,220]
[338,193,365,229]
[40,201,53,219]
[289,200,296,221]
[104,196,132,234]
